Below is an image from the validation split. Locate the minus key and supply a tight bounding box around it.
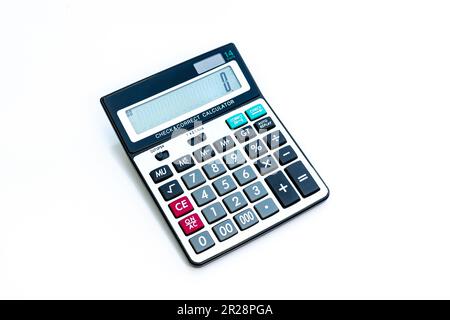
[274,145,298,165]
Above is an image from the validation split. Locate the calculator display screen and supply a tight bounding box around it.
[125,66,242,135]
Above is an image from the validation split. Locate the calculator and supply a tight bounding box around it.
[100,43,329,265]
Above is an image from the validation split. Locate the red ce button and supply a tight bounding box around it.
[169,196,194,218]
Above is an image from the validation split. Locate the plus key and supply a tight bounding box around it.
[265,171,300,208]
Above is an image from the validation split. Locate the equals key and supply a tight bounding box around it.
[285,161,320,197]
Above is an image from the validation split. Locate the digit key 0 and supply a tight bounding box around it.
[101,43,329,265]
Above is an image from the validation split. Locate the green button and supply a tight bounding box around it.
[245,104,267,121]
[226,113,248,129]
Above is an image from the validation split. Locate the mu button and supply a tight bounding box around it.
[149,165,173,184]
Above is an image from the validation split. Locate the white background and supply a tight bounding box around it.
[1,0,449,299]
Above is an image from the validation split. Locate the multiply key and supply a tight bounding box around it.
[255,155,278,175]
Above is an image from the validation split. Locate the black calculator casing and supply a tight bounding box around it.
[101,43,329,266]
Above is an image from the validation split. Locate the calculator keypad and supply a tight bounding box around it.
[134,98,327,264]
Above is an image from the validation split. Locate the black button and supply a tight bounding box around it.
[149,165,173,184]
[265,171,300,208]
[172,155,195,173]
[158,180,184,201]
[254,155,278,176]
[155,150,170,161]
[244,139,268,159]
[285,161,320,197]
[234,125,257,143]
[193,145,215,163]
[188,133,207,146]
[254,117,276,133]
[274,145,298,165]
[213,135,235,153]
[264,130,286,150]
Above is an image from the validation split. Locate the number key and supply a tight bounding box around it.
[189,231,215,254]
[202,160,226,179]
[212,175,237,196]
[223,191,248,213]
[212,219,238,242]
[181,169,206,190]
[191,185,216,207]
[243,181,268,203]
[234,209,259,230]
[233,165,257,186]
[223,149,246,170]
[201,202,227,224]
